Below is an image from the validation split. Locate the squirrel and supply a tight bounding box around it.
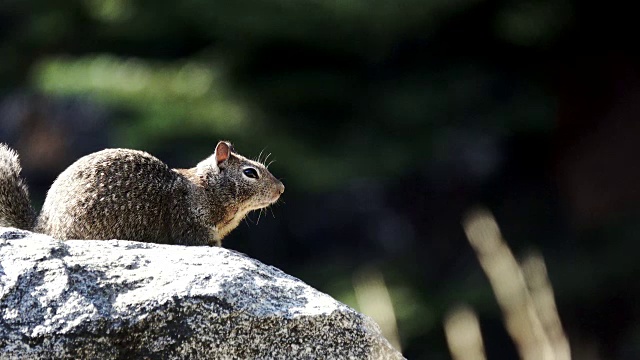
[0,141,284,246]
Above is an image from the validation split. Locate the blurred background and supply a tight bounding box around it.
[2,0,640,358]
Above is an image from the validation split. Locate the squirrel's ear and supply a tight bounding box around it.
[215,141,231,165]
[196,141,233,177]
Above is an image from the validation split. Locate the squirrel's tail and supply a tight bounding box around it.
[0,144,36,230]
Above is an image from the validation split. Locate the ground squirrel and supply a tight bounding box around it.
[0,141,284,246]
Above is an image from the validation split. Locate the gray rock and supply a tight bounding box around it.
[0,227,404,359]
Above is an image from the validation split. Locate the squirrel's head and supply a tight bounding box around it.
[196,141,284,236]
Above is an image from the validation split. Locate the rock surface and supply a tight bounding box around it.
[0,228,404,359]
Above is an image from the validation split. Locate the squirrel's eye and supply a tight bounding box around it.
[243,167,259,179]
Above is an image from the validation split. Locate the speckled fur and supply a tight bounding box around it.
[0,141,284,246]
[0,144,36,229]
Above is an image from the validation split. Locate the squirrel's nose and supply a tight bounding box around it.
[277,182,285,195]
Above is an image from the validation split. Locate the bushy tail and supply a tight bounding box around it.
[0,144,36,230]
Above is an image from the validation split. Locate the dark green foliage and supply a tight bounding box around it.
[2,1,640,358]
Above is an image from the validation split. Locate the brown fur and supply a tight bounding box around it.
[0,141,284,246]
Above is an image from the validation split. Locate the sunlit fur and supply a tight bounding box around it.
[0,144,36,229]
[1,141,283,246]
